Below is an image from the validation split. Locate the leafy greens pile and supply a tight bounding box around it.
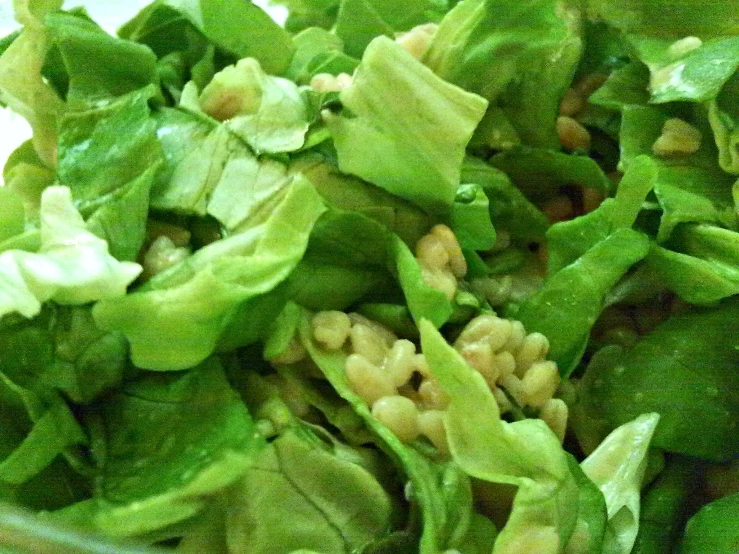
[0,0,737,553]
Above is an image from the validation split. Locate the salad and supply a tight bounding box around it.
[0,0,737,552]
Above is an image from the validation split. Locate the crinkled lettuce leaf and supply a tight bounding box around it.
[581,413,660,554]
[578,299,739,462]
[0,186,141,320]
[328,36,488,214]
[424,0,582,148]
[93,175,325,370]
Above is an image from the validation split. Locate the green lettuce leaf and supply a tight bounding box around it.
[581,413,660,554]
[334,0,446,58]
[708,71,739,174]
[226,426,393,553]
[680,492,739,554]
[627,34,739,104]
[646,224,739,304]
[632,456,701,554]
[460,156,549,245]
[327,36,488,214]
[0,6,64,167]
[424,0,582,148]
[451,184,497,252]
[42,11,159,108]
[82,359,264,538]
[0,186,141,320]
[57,86,163,260]
[577,299,739,462]
[93,175,325,370]
[513,228,650,376]
[122,0,294,76]
[284,27,359,84]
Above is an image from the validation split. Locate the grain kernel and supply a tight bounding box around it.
[372,395,420,442]
[311,311,351,350]
[418,378,450,410]
[515,332,550,375]
[540,398,569,443]
[421,267,457,300]
[557,116,591,151]
[345,354,396,405]
[459,342,496,384]
[416,233,449,269]
[350,324,388,366]
[503,320,526,352]
[418,410,449,455]
[385,339,418,387]
[493,351,517,380]
[499,374,526,406]
[521,360,560,408]
[559,88,586,117]
[431,224,467,278]
[348,313,397,346]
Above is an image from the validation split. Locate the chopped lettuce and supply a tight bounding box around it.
[327,36,488,214]
[1,0,739,551]
[0,186,141,320]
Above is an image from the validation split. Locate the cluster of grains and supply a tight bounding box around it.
[310,309,568,453]
[415,224,467,300]
[454,314,567,442]
[652,117,702,157]
[311,311,451,454]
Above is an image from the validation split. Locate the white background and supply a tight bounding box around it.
[0,0,287,181]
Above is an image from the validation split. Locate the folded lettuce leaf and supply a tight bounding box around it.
[513,228,650,376]
[328,36,488,214]
[581,413,660,554]
[334,0,446,58]
[708,71,739,174]
[42,11,159,108]
[0,3,64,167]
[0,186,141,320]
[284,27,359,84]
[627,34,739,104]
[647,224,739,304]
[419,320,589,554]
[93,175,325,370]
